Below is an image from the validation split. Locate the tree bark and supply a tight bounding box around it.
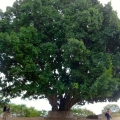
[47,94,58,111]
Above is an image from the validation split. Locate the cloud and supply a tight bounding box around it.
[0,0,15,11]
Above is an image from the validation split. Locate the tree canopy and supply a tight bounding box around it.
[0,0,120,111]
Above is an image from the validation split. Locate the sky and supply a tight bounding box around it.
[0,0,120,115]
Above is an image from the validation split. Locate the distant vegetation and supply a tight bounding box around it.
[71,104,120,118]
[71,108,95,117]
[71,104,95,117]
[1,103,120,118]
[102,104,120,113]
[102,104,120,117]
[0,103,48,117]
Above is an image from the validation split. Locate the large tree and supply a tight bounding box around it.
[0,0,120,113]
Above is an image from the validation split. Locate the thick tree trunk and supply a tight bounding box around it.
[46,94,80,119]
[47,94,78,111]
[44,111,77,120]
[47,94,58,111]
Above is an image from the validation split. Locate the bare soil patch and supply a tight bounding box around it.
[0,116,119,120]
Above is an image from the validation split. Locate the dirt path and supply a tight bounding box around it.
[112,117,120,120]
[0,117,119,120]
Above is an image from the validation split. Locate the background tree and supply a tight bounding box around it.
[1,103,41,117]
[0,0,120,116]
[102,104,120,113]
[71,104,95,117]
[24,107,40,117]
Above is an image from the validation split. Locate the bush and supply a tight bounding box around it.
[102,104,120,113]
[71,106,95,117]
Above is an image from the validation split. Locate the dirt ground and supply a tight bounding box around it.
[0,117,119,120]
[0,117,44,120]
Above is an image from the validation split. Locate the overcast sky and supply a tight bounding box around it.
[0,0,120,115]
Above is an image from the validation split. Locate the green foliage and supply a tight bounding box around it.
[40,110,48,117]
[24,107,40,117]
[0,90,10,107]
[2,103,42,117]
[71,105,95,117]
[10,104,26,117]
[0,0,120,111]
[102,104,120,113]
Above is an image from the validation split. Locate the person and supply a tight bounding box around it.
[3,104,7,120]
[105,108,112,120]
[6,106,10,117]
